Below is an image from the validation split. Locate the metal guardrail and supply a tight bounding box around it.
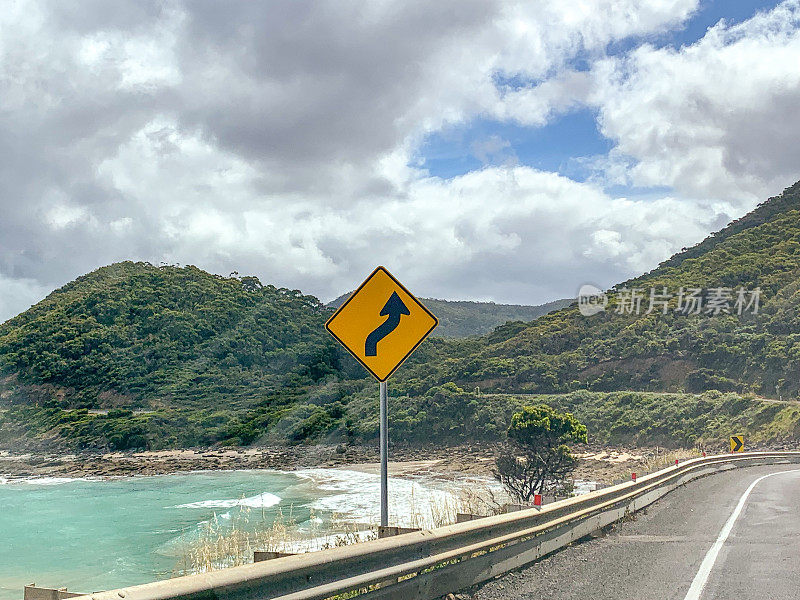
[72,451,800,600]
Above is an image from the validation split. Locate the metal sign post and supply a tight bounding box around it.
[379,380,389,526]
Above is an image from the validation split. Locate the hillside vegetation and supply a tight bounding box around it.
[397,181,800,399]
[0,262,362,405]
[327,294,572,337]
[3,182,800,451]
[0,262,367,449]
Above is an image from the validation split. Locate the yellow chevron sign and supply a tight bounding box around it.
[730,435,744,452]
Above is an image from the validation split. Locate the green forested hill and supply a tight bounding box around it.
[0,262,363,406]
[3,181,800,451]
[327,294,572,337]
[0,263,370,449]
[396,181,800,399]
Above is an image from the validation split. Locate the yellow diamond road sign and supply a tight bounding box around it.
[730,435,744,452]
[325,266,438,381]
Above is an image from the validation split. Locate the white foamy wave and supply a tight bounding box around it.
[292,468,504,529]
[23,476,84,486]
[174,491,281,509]
[0,476,8,485]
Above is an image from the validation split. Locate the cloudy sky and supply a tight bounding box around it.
[1,0,799,321]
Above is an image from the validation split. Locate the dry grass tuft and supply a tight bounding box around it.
[173,505,302,575]
[173,482,505,576]
[640,447,702,473]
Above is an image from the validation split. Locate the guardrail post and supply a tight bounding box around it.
[456,513,486,523]
[378,526,422,538]
[24,585,86,600]
[253,551,296,562]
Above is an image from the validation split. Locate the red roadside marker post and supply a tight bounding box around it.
[631,472,637,482]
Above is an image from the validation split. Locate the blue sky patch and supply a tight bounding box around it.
[418,109,613,180]
[666,0,782,49]
[415,0,781,192]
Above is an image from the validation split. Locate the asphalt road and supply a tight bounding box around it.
[464,464,800,600]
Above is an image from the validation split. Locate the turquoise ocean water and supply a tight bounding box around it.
[0,469,482,600]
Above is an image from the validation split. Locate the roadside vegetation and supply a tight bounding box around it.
[3,386,798,452]
[172,507,375,575]
[173,485,504,576]
[494,404,587,502]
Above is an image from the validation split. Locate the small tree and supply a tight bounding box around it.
[494,404,587,503]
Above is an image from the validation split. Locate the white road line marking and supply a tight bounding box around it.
[683,468,800,600]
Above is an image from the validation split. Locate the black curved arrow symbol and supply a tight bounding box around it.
[365,292,410,357]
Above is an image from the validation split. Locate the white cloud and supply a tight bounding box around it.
[495,70,594,127]
[470,135,518,166]
[4,0,797,324]
[90,118,727,305]
[46,204,90,229]
[591,0,800,201]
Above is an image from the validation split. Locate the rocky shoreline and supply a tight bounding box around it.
[0,443,500,479]
[0,442,729,484]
